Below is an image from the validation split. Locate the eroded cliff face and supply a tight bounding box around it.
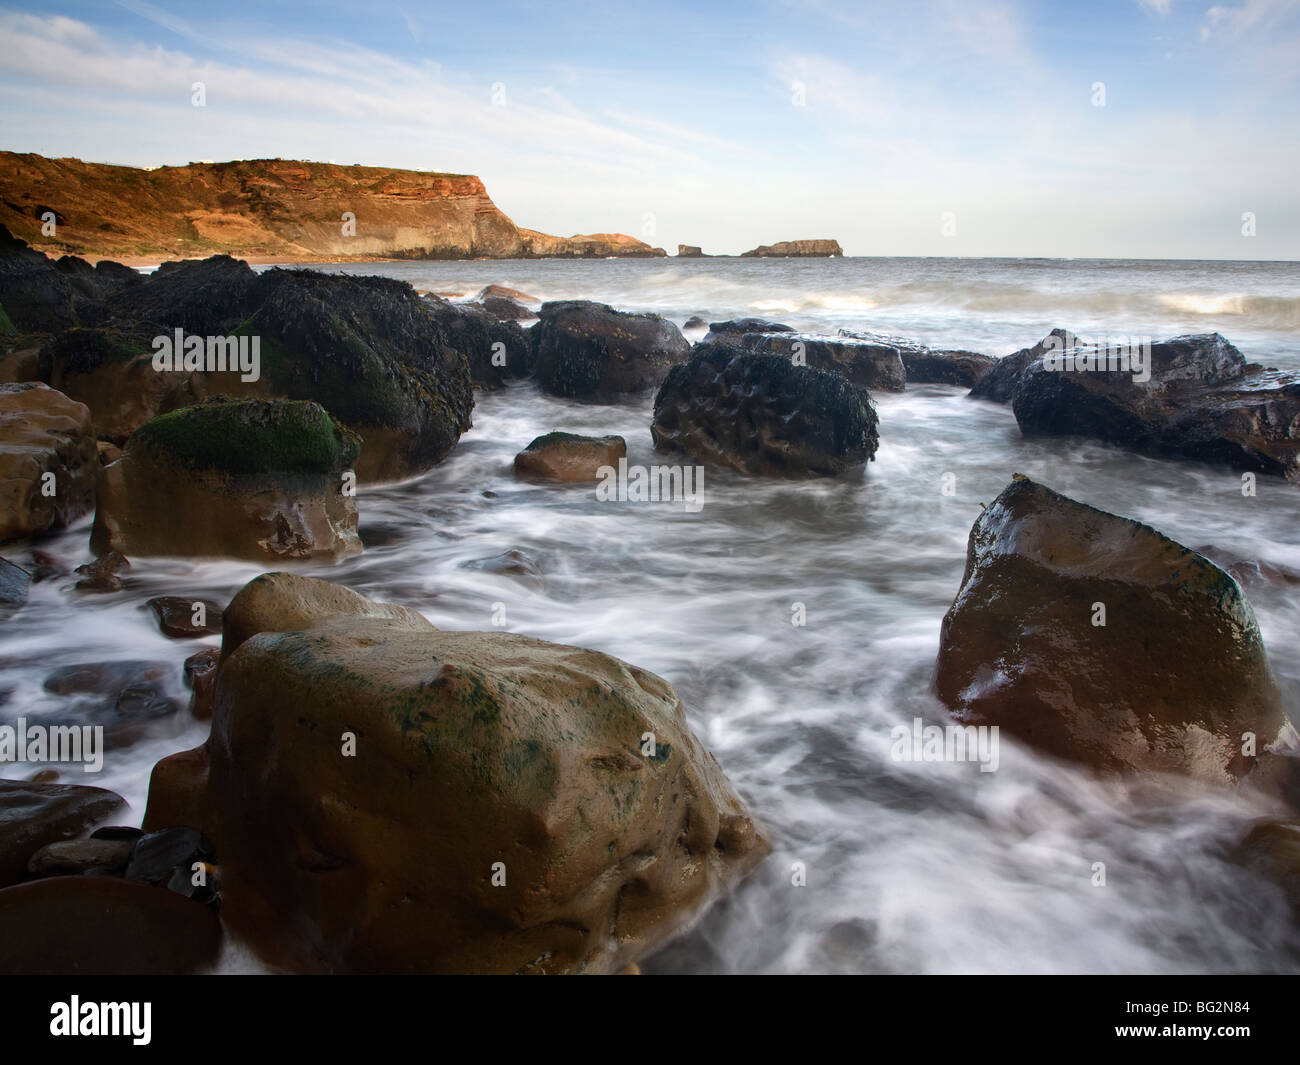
[0,153,662,262]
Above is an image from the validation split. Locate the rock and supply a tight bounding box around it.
[0,875,221,973]
[836,330,996,388]
[518,229,666,258]
[114,683,180,721]
[514,432,627,482]
[935,476,1286,782]
[702,318,793,343]
[183,648,220,719]
[73,550,129,593]
[470,285,538,323]
[677,245,705,257]
[1233,820,1300,916]
[683,316,708,331]
[0,556,30,607]
[43,659,170,697]
[27,837,134,877]
[0,382,97,542]
[106,254,259,336]
[424,295,530,388]
[142,573,768,974]
[90,825,144,842]
[0,780,126,888]
[740,239,842,257]
[737,332,906,393]
[219,571,433,662]
[146,596,223,638]
[96,440,122,466]
[27,549,64,582]
[463,549,545,587]
[530,301,691,402]
[125,827,218,905]
[0,225,98,332]
[90,399,362,563]
[652,343,879,477]
[969,329,1076,403]
[1011,332,1300,481]
[249,268,475,482]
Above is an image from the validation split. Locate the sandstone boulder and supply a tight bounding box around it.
[935,476,1287,782]
[652,343,879,477]
[0,780,126,888]
[530,301,690,402]
[0,382,97,542]
[91,399,361,563]
[143,573,768,973]
[514,432,627,482]
[740,239,842,257]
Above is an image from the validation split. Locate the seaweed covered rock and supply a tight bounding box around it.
[1010,332,1300,481]
[738,331,906,393]
[248,269,474,482]
[836,329,996,388]
[143,573,768,974]
[0,382,97,542]
[935,476,1287,782]
[531,300,690,402]
[90,399,361,562]
[652,342,879,477]
[969,328,1077,404]
[514,432,627,482]
[106,255,260,337]
[423,295,530,389]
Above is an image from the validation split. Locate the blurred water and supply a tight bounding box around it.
[3,256,1299,973]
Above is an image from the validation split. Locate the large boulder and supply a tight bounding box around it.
[0,780,126,888]
[106,254,260,337]
[652,342,879,477]
[0,382,97,542]
[530,300,690,402]
[935,476,1287,782]
[1011,332,1300,481]
[737,332,906,393]
[143,573,768,974]
[0,225,95,332]
[702,318,793,343]
[91,398,362,562]
[247,269,474,482]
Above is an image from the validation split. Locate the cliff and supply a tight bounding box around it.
[0,153,664,263]
[741,239,843,258]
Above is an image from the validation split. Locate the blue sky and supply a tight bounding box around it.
[0,0,1297,258]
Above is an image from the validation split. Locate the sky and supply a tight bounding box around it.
[0,0,1297,258]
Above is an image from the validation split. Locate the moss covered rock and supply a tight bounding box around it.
[144,573,768,973]
[91,399,361,562]
[514,431,627,482]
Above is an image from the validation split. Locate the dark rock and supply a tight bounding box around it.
[935,476,1286,782]
[470,285,538,323]
[969,329,1077,403]
[1233,820,1300,916]
[464,549,544,584]
[27,837,134,877]
[738,331,906,393]
[0,556,29,606]
[90,825,144,842]
[514,432,626,482]
[683,315,708,331]
[424,295,530,388]
[125,827,217,905]
[530,300,690,402]
[1011,332,1300,481]
[114,683,180,720]
[0,780,126,888]
[146,596,223,638]
[0,875,221,973]
[106,254,260,337]
[183,648,220,720]
[0,224,96,332]
[703,318,793,343]
[652,342,879,477]
[74,550,129,592]
[250,269,475,482]
[27,550,65,582]
[44,659,169,696]
[837,330,996,387]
